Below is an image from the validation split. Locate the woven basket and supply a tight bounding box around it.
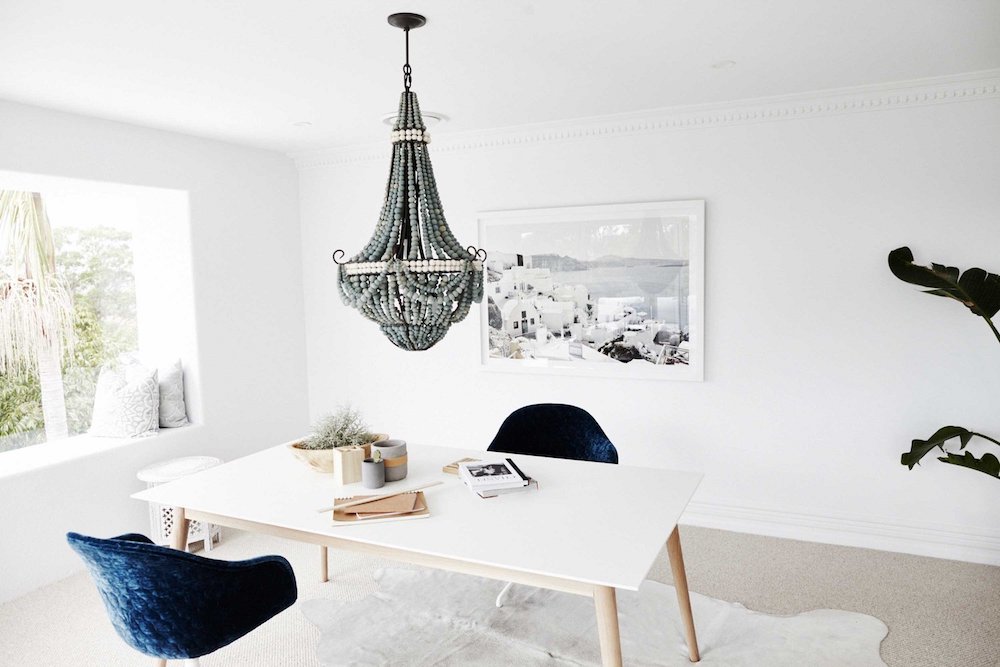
[289,434,389,473]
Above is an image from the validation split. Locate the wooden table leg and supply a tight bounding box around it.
[667,526,700,662]
[170,507,190,552]
[593,585,623,667]
[320,545,329,583]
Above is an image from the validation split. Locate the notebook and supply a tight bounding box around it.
[331,491,430,524]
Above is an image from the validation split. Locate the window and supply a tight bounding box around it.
[530,318,535,325]
[521,310,527,318]
[513,321,519,329]
[0,190,138,453]
[0,174,196,456]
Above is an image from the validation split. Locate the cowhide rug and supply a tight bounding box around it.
[302,568,887,666]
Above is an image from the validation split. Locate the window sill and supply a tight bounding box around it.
[0,425,203,480]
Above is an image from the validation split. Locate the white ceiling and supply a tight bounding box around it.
[2,0,998,153]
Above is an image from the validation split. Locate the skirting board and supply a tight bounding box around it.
[682,500,1000,566]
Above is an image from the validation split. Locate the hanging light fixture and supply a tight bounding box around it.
[333,12,485,351]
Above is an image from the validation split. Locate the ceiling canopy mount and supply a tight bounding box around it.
[386,13,426,31]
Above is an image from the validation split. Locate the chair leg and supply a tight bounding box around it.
[495,581,514,608]
[158,657,199,666]
[320,545,329,583]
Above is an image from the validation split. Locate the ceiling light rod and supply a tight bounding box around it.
[388,13,425,91]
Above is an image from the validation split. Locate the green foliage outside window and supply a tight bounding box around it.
[0,226,137,452]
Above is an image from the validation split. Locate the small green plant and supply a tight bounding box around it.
[301,405,374,450]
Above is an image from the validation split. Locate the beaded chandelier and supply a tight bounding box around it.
[334,13,484,351]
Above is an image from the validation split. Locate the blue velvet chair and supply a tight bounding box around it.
[487,403,619,464]
[487,403,618,606]
[67,532,297,666]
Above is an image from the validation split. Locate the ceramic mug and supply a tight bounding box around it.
[372,440,407,482]
[362,458,385,489]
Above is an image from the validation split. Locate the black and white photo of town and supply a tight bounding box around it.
[485,218,692,366]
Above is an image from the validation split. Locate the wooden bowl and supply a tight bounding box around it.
[288,433,390,473]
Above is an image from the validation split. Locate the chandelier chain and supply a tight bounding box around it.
[402,28,412,91]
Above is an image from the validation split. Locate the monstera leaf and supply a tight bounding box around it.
[888,247,1000,325]
[900,426,974,469]
[938,451,1000,479]
[901,425,1000,480]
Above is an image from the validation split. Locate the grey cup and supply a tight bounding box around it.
[362,458,385,489]
[372,440,407,482]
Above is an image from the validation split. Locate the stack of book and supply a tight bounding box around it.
[457,458,538,498]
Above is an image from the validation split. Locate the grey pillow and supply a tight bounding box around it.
[158,359,189,428]
[89,362,159,438]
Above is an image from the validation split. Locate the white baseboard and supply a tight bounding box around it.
[681,500,1000,566]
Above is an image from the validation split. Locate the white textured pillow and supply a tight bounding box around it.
[89,362,160,438]
[158,359,189,428]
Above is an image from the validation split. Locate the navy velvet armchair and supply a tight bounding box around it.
[67,532,297,665]
[487,403,619,464]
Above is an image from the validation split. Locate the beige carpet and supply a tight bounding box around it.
[654,528,1000,667]
[0,526,996,666]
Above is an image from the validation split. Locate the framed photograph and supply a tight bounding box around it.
[479,200,704,381]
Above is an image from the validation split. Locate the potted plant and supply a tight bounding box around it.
[289,406,389,475]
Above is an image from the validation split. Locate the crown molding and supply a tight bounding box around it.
[293,69,1000,170]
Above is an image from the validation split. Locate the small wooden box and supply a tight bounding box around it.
[332,446,366,485]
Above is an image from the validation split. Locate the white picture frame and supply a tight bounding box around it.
[478,200,705,382]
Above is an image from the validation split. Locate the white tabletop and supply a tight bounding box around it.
[133,442,701,591]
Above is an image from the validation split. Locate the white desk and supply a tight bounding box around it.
[133,442,703,665]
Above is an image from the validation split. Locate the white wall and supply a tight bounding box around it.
[0,101,310,601]
[298,77,1000,564]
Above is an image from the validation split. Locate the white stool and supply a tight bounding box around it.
[137,456,223,551]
